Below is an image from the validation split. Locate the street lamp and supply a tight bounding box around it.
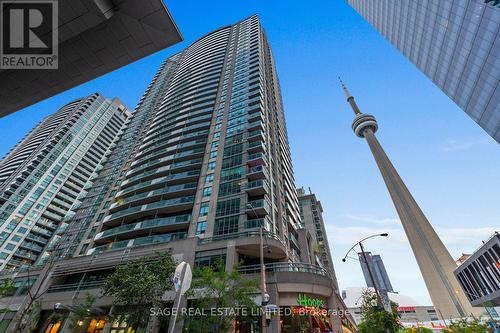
[247,202,268,333]
[342,233,388,310]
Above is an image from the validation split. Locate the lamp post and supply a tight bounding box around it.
[342,233,388,310]
[247,203,268,333]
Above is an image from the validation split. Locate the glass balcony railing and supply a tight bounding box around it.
[199,230,284,247]
[104,195,195,222]
[247,199,271,211]
[244,217,271,230]
[117,170,200,196]
[96,214,191,241]
[133,139,207,165]
[111,183,197,210]
[246,179,269,192]
[89,231,188,255]
[238,263,328,277]
[124,159,202,184]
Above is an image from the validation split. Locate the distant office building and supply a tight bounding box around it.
[0,0,182,118]
[0,16,357,333]
[297,187,336,275]
[297,187,357,329]
[454,232,500,307]
[358,252,394,292]
[0,94,130,270]
[346,0,500,143]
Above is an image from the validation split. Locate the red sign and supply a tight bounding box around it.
[398,307,416,312]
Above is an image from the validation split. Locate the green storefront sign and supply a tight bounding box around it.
[297,293,324,308]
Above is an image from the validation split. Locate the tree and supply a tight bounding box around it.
[67,294,97,333]
[102,253,176,330]
[357,289,402,333]
[183,262,259,333]
[442,317,498,333]
[0,279,16,314]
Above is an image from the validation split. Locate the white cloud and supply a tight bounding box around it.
[343,213,399,225]
[436,226,498,248]
[441,138,491,152]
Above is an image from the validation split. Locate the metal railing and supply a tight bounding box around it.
[239,263,329,277]
[199,230,285,247]
[47,280,105,293]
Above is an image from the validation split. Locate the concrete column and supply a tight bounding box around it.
[267,284,280,333]
[225,240,237,271]
[328,295,343,333]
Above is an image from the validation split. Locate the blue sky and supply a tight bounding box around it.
[0,0,499,304]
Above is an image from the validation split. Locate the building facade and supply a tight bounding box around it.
[346,0,500,143]
[0,16,356,333]
[358,252,394,292]
[454,232,500,307]
[0,94,130,271]
[0,0,182,118]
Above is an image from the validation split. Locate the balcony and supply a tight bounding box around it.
[116,170,200,197]
[246,179,269,196]
[239,262,328,277]
[131,147,205,169]
[247,165,267,180]
[244,217,272,231]
[47,280,105,293]
[247,129,264,142]
[247,120,264,131]
[129,148,205,175]
[122,158,202,188]
[88,231,188,255]
[103,195,195,226]
[110,183,197,212]
[127,157,202,178]
[248,140,265,153]
[95,214,191,243]
[199,230,287,259]
[246,199,271,216]
[132,139,207,168]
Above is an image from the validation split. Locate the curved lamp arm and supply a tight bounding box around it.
[342,233,388,262]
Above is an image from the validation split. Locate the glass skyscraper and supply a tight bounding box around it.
[347,0,500,142]
[0,16,355,333]
[0,94,130,270]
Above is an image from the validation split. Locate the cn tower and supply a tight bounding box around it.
[340,79,481,319]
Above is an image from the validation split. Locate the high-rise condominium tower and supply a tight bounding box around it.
[0,94,130,270]
[341,81,482,319]
[0,17,354,333]
[346,0,500,143]
[297,187,336,277]
[358,252,394,292]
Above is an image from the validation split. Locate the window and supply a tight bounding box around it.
[214,216,239,235]
[196,221,207,235]
[202,187,212,197]
[220,166,242,181]
[219,181,241,196]
[222,154,242,168]
[209,151,218,159]
[199,202,209,216]
[207,162,216,170]
[211,141,219,149]
[205,174,214,184]
[194,254,226,268]
[216,198,240,217]
[5,244,15,251]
